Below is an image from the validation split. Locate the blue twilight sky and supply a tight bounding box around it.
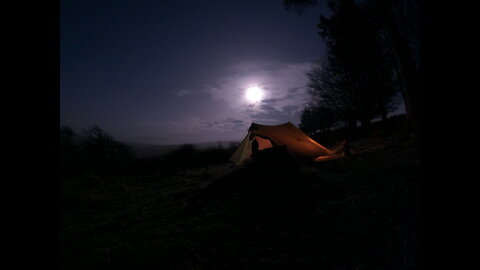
[60,0,338,144]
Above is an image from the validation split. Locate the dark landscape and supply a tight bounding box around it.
[61,0,423,268]
[61,116,420,269]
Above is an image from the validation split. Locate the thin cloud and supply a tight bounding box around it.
[204,60,312,126]
[174,90,192,97]
[129,61,314,144]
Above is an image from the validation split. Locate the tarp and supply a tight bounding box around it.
[230,122,335,164]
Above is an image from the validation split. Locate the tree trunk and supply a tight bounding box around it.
[372,0,421,137]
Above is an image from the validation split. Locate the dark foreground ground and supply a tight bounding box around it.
[61,135,420,270]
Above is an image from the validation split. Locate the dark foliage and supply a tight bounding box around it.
[299,104,339,135]
[283,0,317,13]
[308,114,408,148]
[60,125,135,176]
[288,0,421,137]
[302,0,400,134]
[125,144,238,176]
[60,124,240,178]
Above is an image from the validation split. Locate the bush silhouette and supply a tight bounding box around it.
[60,126,81,173]
[125,143,237,176]
[60,125,135,175]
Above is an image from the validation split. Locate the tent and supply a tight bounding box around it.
[230,122,338,164]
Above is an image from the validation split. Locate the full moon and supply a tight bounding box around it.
[245,86,264,103]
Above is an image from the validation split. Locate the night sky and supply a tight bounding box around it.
[61,0,332,145]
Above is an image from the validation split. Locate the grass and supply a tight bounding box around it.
[61,134,420,270]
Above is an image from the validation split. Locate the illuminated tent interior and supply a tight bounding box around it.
[230,122,340,164]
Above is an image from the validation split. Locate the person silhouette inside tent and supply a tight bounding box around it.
[250,133,259,159]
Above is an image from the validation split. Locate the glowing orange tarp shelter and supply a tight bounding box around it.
[230,122,335,164]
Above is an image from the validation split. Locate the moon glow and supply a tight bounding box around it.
[245,86,264,103]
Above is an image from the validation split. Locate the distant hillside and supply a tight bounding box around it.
[126,141,240,158]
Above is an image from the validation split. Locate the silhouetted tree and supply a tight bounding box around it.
[60,125,80,173]
[60,126,76,157]
[298,0,399,136]
[284,0,421,135]
[365,0,421,134]
[80,125,135,169]
[319,0,400,127]
[299,104,338,135]
[304,58,359,130]
[284,0,318,13]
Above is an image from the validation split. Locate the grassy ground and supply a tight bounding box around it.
[61,135,420,270]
